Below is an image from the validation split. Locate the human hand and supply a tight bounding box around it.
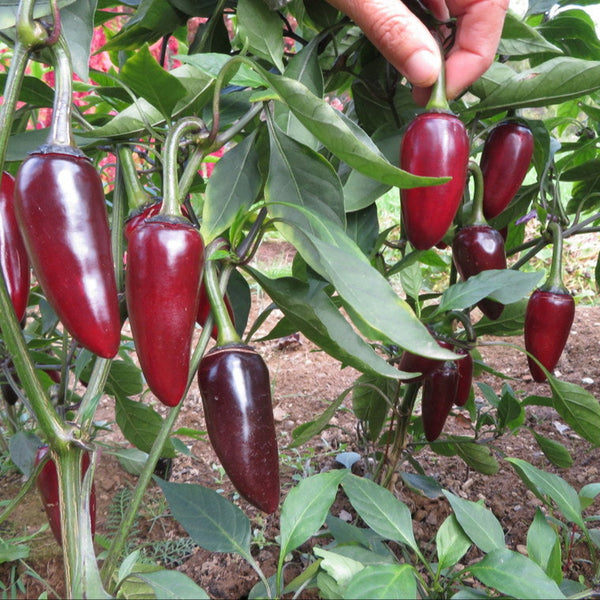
[324,0,509,104]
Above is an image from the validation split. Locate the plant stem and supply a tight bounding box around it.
[425,49,448,112]
[541,221,568,293]
[379,383,420,489]
[464,161,486,226]
[160,117,208,217]
[117,145,149,212]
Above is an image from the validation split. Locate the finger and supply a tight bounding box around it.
[326,0,442,87]
[444,0,509,98]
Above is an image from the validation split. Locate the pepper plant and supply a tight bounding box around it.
[1,0,600,598]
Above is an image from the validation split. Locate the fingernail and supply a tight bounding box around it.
[403,49,440,87]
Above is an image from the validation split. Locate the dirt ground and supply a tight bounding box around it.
[2,240,600,599]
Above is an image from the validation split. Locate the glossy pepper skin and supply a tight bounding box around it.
[454,348,474,407]
[126,216,204,407]
[35,446,96,545]
[198,343,280,514]
[397,339,453,383]
[524,290,574,383]
[14,151,121,358]
[124,199,191,241]
[422,360,458,442]
[400,112,470,250]
[452,225,507,320]
[0,172,30,322]
[481,120,534,220]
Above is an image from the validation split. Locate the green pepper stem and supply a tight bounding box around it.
[47,35,77,149]
[160,117,208,217]
[424,48,449,112]
[117,145,149,211]
[542,221,568,294]
[204,242,240,346]
[465,161,486,227]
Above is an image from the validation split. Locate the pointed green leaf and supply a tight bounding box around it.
[267,120,346,226]
[506,458,585,529]
[342,474,417,552]
[443,490,505,553]
[548,375,600,445]
[469,548,565,599]
[202,130,261,242]
[527,508,563,584]
[471,57,600,115]
[532,431,573,468]
[343,564,417,600]
[131,570,210,599]
[155,479,252,557]
[280,470,347,558]
[121,45,187,118]
[237,0,284,72]
[436,514,472,570]
[246,270,406,379]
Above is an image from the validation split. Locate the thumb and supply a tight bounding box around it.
[326,0,441,87]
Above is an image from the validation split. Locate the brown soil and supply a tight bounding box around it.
[2,240,600,599]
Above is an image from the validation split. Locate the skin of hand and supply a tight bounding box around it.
[325,0,509,104]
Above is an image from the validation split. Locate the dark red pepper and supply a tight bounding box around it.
[1,382,18,406]
[525,223,574,382]
[452,164,507,320]
[35,446,96,545]
[454,348,474,407]
[0,172,30,322]
[126,216,204,407]
[421,360,458,442]
[14,41,120,358]
[125,120,205,407]
[400,70,469,250]
[397,338,453,383]
[197,246,279,513]
[198,342,280,513]
[481,120,534,220]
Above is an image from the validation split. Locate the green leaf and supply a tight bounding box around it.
[61,0,97,82]
[473,299,527,337]
[0,540,29,563]
[443,490,505,553]
[580,483,600,510]
[343,130,401,212]
[246,270,411,379]
[258,67,446,188]
[202,130,261,242]
[105,359,144,400]
[527,508,563,585]
[532,431,573,469]
[114,397,176,458]
[548,375,600,445]
[342,474,418,552]
[343,564,417,600]
[155,479,252,557]
[120,45,187,118]
[131,570,210,599]
[313,547,364,588]
[469,548,565,599]
[471,57,600,115]
[290,389,348,448]
[450,438,500,475]
[0,74,53,107]
[352,374,396,442]
[506,458,585,529]
[276,37,323,150]
[9,431,40,477]
[266,207,456,360]
[176,53,266,88]
[498,10,562,56]
[279,470,347,558]
[437,269,543,313]
[100,0,188,51]
[237,0,284,72]
[266,119,346,227]
[436,514,472,570]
